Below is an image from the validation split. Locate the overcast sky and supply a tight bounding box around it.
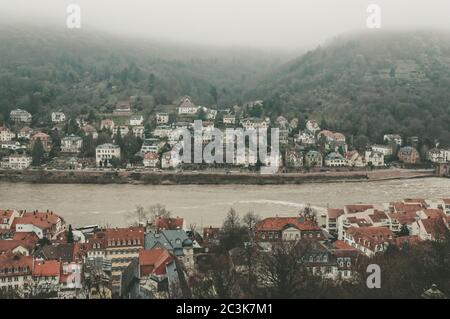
[1,0,450,50]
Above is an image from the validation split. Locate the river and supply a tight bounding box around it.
[0,178,449,228]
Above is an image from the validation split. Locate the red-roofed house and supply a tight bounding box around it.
[33,260,61,288]
[326,208,344,235]
[0,254,33,292]
[154,217,185,231]
[255,216,323,242]
[13,210,65,239]
[343,227,394,257]
[411,217,449,241]
[0,209,20,230]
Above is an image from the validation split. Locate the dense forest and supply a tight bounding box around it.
[249,31,450,146]
[0,24,282,124]
[1,25,450,147]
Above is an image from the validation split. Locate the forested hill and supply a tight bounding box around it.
[0,24,283,123]
[248,31,450,147]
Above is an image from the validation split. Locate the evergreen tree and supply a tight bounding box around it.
[31,139,45,166]
[67,224,74,243]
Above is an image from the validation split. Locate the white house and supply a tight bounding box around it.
[383,134,402,146]
[178,97,198,115]
[427,148,450,163]
[8,155,32,169]
[370,145,393,156]
[161,151,181,169]
[132,126,145,139]
[0,127,15,142]
[143,152,159,168]
[51,112,66,123]
[365,150,385,167]
[10,109,32,123]
[223,114,236,125]
[61,135,83,153]
[156,113,170,124]
[306,120,321,134]
[96,143,121,167]
[325,152,346,167]
[129,115,144,126]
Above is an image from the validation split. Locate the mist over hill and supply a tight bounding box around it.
[1,26,450,147]
[250,31,450,146]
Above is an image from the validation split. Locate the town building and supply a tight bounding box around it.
[325,152,346,167]
[0,126,15,142]
[95,144,121,167]
[398,146,420,164]
[129,115,144,126]
[100,119,115,132]
[370,144,393,156]
[255,215,324,242]
[51,112,66,123]
[10,109,32,123]
[81,125,98,139]
[178,97,198,115]
[61,135,83,153]
[114,101,132,116]
[156,113,170,124]
[306,120,320,134]
[384,134,403,146]
[143,152,159,168]
[30,132,51,152]
[364,150,385,167]
[304,150,323,167]
[8,155,32,170]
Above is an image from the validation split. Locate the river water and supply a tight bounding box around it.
[0,178,449,228]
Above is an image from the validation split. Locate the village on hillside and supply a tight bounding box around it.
[1,96,449,175]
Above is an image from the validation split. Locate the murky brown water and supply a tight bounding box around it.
[0,178,449,228]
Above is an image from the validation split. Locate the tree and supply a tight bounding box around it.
[31,139,45,166]
[398,224,410,237]
[67,224,74,243]
[219,209,247,251]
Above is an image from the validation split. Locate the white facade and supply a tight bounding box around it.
[95,144,121,167]
[156,113,170,124]
[8,155,32,169]
[61,135,83,153]
[51,112,66,123]
[129,115,144,126]
[10,109,32,123]
[371,145,393,156]
[0,127,15,142]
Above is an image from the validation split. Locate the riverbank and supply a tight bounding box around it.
[0,168,436,185]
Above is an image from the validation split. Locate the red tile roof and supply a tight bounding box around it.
[344,205,374,214]
[346,226,394,250]
[420,218,449,238]
[139,248,173,277]
[104,227,145,247]
[327,208,344,219]
[33,260,61,277]
[0,254,33,277]
[256,216,321,232]
[155,217,184,230]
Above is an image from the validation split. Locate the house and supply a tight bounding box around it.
[32,260,61,290]
[61,135,83,153]
[255,215,324,242]
[326,208,344,235]
[203,226,220,246]
[100,119,115,132]
[86,227,145,295]
[370,144,393,156]
[240,117,270,131]
[223,114,236,125]
[295,131,316,145]
[114,101,132,116]
[325,152,346,167]
[306,120,320,134]
[18,127,33,140]
[30,132,51,152]
[81,124,98,139]
[384,134,402,146]
[0,126,15,142]
[143,152,159,168]
[14,210,65,240]
[51,112,66,123]
[116,125,129,137]
[1,141,26,151]
[145,229,196,270]
[10,109,32,123]
[275,116,289,128]
[286,150,303,168]
[318,130,346,143]
[161,151,181,169]
[129,115,144,126]
[427,148,450,163]
[132,126,145,139]
[133,248,178,298]
[154,217,185,231]
[178,97,198,115]
[304,151,323,167]
[0,209,20,230]
[0,254,33,293]
[156,113,170,124]
[8,155,32,169]
[96,144,121,167]
[365,150,385,167]
[343,226,394,257]
[152,125,173,138]
[398,146,420,164]
[345,151,365,167]
[141,138,161,153]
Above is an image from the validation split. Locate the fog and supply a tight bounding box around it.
[1,0,450,51]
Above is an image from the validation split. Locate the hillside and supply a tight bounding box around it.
[249,31,450,147]
[0,25,283,123]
